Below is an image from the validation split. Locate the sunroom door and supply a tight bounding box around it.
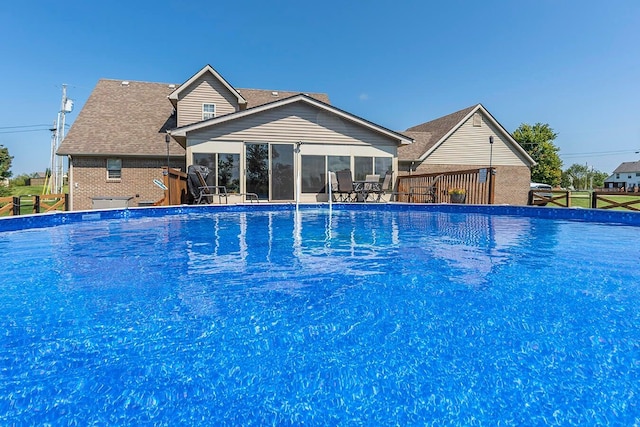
[270,144,294,201]
[245,143,295,201]
[246,143,269,199]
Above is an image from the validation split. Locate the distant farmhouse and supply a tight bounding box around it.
[604,161,640,190]
[58,64,534,210]
[27,172,48,187]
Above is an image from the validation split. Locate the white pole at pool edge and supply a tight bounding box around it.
[295,141,302,211]
[328,170,333,212]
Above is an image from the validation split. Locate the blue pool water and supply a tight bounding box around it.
[1,205,640,425]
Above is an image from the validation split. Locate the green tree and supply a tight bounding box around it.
[563,163,589,190]
[11,173,31,187]
[562,163,609,190]
[592,171,608,189]
[0,144,13,180]
[512,123,562,186]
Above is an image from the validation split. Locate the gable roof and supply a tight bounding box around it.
[58,79,184,157]
[170,94,413,146]
[238,88,330,107]
[398,103,535,166]
[399,105,476,161]
[167,64,247,107]
[58,79,331,157]
[613,161,640,173]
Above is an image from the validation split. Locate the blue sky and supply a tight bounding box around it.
[1,0,639,176]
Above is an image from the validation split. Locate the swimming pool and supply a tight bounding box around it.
[1,205,640,425]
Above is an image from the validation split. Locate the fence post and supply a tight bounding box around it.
[64,194,69,211]
[12,196,20,216]
[34,195,40,214]
[591,192,597,209]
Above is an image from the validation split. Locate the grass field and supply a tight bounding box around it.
[569,191,591,208]
[566,191,640,210]
[0,185,68,216]
[8,185,47,196]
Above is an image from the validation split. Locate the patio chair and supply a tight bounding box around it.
[364,174,380,190]
[334,170,355,202]
[373,172,393,202]
[194,169,228,204]
[187,164,210,202]
[409,174,443,203]
[359,174,380,202]
[329,172,339,199]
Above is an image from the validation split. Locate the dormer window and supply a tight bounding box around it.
[203,103,216,120]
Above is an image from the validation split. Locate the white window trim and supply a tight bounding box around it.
[202,103,216,120]
[106,158,122,181]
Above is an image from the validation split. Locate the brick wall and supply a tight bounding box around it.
[70,156,184,210]
[403,163,531,205]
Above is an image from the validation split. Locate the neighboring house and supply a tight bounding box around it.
[398,104,536,205]
[58,65,412,210]
[603,161,640,190]
[28,172,48,187]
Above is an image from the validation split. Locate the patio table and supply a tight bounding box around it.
[353,180,382,202]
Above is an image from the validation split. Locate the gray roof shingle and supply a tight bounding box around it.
[58,79,330,156]
[238,88,330,107]
[58,79,181,156]
[613,161,640,173]
[398,105,478,161]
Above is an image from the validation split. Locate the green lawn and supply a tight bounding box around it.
[569,191,591,208]
[1,185,68,216]
[8,185,46,196]
[567,191,640,210]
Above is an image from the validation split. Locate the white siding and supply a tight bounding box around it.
[177,74,239,127]
[184,101,402,203]
[187,102,398,150]
[424,113,530,167]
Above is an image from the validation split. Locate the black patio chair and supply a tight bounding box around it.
[334,170,355,202]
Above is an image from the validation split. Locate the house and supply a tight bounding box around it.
[58,65,412,210]
[397,104,536,205]
[603,161,640,190]
[27,172,48,187]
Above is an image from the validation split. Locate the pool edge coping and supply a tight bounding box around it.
[2,203,640,232]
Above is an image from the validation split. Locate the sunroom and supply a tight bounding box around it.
[169,94,413,203]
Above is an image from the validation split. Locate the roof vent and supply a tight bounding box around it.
[271,91,279,97]
[473,112,482,127]
[121,81,130,87]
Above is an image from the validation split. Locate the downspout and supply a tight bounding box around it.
[68,155,73,211]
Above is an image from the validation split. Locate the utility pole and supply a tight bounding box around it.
[48,84,73,194]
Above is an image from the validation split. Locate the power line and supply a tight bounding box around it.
[561,149,639,158]
[0,124,51,130]
[0,129,52,134]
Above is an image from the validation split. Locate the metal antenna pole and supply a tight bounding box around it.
[53,84,72,194]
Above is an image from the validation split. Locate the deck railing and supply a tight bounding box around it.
[163,167,189,206]
[395,168,496,204]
